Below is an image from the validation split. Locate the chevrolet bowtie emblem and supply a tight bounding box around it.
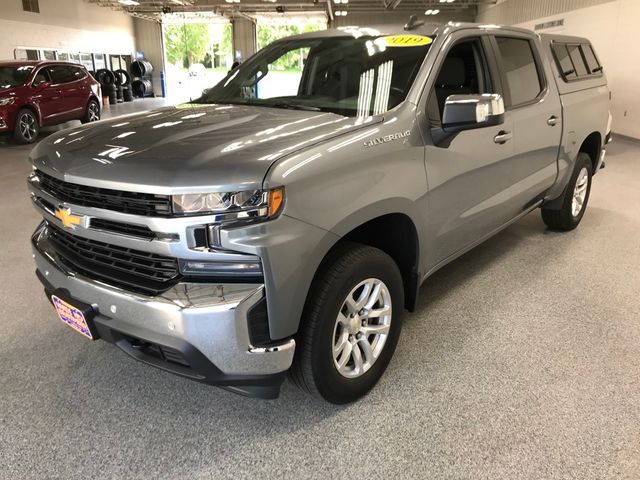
[54,207,82,229]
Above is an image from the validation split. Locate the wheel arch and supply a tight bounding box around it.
[18,103,42,127]
[340,213,421,312]
[579,131,602,173]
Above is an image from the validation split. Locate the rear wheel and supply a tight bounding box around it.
[81,99,100,124]
[541,152,593,230]
[290,243,404,404]
[13,109,39,144]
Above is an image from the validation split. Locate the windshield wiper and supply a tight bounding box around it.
[268,103,322,112]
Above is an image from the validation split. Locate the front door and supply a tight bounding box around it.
[31,68,64,123]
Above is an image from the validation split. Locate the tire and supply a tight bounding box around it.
[116,85,123,100]
[541,152,593,231]
[108,93,117,105]
[290,242,404,404]
[96,68,115,86]
[114,69,131,86]
[13,108,39,144]
[131,78,152,97]
[131,60,153,77]
[81,99,100,124]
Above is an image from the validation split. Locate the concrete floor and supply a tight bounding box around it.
[1,101,639,479]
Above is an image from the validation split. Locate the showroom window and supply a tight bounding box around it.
[22,0,39,13]
[495,36,543,107]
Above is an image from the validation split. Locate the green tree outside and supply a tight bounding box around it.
[164,23,210,68]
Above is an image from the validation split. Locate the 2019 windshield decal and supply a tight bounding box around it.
[363,130,411,147]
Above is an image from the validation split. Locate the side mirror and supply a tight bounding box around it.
[442,93,504,132]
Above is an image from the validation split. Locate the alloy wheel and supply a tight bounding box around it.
[332,278,392,379]
[19,113,37,141]
[88,103,100,122]
[572,167,589,217]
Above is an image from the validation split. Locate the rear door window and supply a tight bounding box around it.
[48,65,76,84]
[494,37,543,107]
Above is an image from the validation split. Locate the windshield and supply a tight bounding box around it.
[0,66,34,89]
[197,34,432,117]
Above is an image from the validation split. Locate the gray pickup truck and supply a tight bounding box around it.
[28,22,610,403]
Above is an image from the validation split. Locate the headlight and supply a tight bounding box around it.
[172,187,285,220]
[0,97,15,107]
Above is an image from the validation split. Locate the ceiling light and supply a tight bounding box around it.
[119,0,139,5]
[432,9,439,14]
[425,9,432,14]
[335,10,348,16]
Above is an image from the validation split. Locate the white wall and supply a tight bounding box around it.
[133,18,164,92]
[480,0,639,139]
[0,0,135,59]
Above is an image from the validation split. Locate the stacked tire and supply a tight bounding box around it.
[96,69,117,105]
[114,69,133,103]
[130,60,154,98]
[115,69,134,102]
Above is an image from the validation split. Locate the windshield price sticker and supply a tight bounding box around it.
[382,35,432,47]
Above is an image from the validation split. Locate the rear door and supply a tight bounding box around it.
[47,65,85,120]
[489,34,562,211]
[421,32,516,267]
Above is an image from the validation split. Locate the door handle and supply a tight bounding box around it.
[547,115,559,126]
[493,130,512,144]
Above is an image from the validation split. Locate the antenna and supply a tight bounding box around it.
[404,15,425,31]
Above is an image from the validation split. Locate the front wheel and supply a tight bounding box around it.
[81,99,100,124]
[290,243,404,404]
[13,108,39,144]
[541,152,593,231]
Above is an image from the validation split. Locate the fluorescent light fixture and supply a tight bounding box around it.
[425,8,439,14]
[335,10,348,16]
[118,0,140,5]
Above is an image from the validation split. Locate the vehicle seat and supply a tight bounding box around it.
[435,57,473,113]
[315,61,362,100]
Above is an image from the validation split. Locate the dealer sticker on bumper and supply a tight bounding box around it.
[51,295,94,340]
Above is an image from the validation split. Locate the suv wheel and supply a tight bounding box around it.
[14,109,39,144]
[82,99,100,124]
[290,243,404,404]
[541,152,593,231]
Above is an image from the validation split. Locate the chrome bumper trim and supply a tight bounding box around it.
[32,226,295,376]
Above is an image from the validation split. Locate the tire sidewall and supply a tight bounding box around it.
[308,250,404,403]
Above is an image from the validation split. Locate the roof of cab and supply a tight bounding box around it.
[279,22,537,42]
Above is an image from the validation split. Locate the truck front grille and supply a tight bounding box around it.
[47,224,180,295]
[35,170,173,217]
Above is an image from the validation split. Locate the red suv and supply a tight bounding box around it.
[0,60,101,144]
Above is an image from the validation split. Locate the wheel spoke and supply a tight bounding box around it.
[357,336,374,364]
[354,280,373,311]
[367,305,391,318]
[362,323,390,336]
[336,341,353,369]
[351,343,364,372]
[333,330,349,356]
[364,281,382,310]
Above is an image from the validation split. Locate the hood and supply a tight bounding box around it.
[30,103,379,193]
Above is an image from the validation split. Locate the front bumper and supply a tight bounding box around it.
[32,224,295,398]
